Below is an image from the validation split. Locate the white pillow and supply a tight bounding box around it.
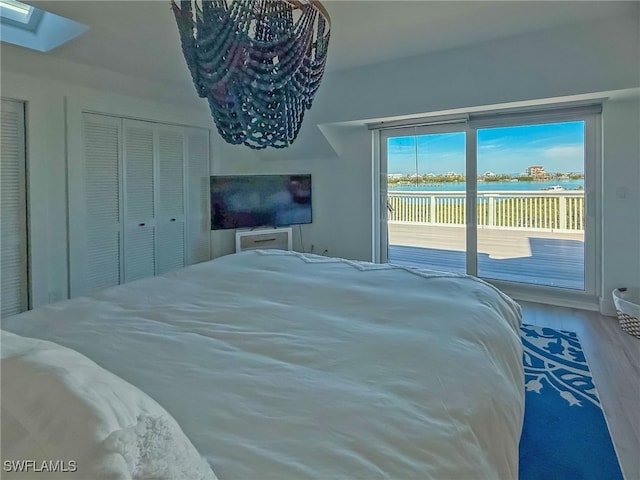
[1,330,217,480]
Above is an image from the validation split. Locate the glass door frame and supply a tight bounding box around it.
[376,122,469,264]
[374,106,602,307]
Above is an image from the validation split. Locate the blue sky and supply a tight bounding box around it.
[387,121,585,175]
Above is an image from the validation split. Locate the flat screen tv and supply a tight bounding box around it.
[211,174,312,230]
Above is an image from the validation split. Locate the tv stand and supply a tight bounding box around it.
[235,227,292,253]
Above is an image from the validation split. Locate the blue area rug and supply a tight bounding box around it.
[519,325,623,479]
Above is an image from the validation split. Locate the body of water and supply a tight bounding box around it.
[389,179,584,192]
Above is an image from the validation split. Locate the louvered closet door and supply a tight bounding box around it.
[123,120,156,282]
[187,129,211,264]
[1,99,28,318]
[82,113,123,293]
[156,127,186,275]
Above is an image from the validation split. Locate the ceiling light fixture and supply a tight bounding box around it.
[171,0,331,150]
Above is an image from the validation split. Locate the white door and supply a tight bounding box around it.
[123,119,156,282]
[186,129,211,265]
[71,115,210,295]
[1,99,29,317]
[80,113,123,294]
[156,126,186,274]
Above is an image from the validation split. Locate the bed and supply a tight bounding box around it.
[2,250,524,479]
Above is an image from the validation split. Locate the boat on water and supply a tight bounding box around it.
[544,185,566,191]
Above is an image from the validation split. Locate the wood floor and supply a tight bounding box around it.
[388,223,585,290]
[520,301,639,480]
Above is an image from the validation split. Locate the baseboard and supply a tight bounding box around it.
[598,297,617,318]
[509,291,600,312]
[487,280,600,312]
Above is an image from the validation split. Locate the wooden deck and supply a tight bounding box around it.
[388,223,585,290]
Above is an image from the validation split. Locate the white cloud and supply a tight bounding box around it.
[542,144,584,159]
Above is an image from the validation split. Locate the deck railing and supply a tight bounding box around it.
[388,190,585,232]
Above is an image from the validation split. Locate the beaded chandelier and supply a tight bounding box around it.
[171,0,331,149]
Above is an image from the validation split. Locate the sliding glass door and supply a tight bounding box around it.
[378,106,600,297]
[475,121,586,290]
[382,125,467,274]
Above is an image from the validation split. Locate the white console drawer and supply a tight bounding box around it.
[235,227,292,253]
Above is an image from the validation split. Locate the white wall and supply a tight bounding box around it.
[0,71,238,307]
[600,97,640,313]
[311,13,639,126]
[209,125,373,260]
[1,76,66,308]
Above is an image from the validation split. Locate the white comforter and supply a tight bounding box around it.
[1,331,216,480]
[2,250,524,479]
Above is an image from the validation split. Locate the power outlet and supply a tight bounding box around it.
[616,187,628,200]
[48,291,62,303]
[307,245,328,256]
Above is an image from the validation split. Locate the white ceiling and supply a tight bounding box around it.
[18,0,637,89]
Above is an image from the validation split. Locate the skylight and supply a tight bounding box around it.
[0,0,36,27]
[0,0,32,17]
[0,0,88,52]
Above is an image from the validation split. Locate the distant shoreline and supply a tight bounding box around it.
[388,179,584,192]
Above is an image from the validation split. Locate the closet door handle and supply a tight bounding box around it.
[170,218,176,222]
[139,223,145,227]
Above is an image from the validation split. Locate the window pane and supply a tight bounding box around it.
[387,131,467,274]
[476,121,585,290]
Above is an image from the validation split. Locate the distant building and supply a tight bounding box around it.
[388,173,404,179]
[483,171,497,177]
[445,171,458,177]
[526,165,546,178]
